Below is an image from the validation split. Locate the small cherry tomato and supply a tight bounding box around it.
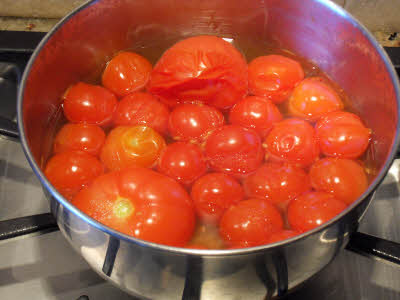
[205,125,263,176]
[113,92,169,134]
[287,191,347,232]
[229,96,282,137]
[148,35,248,109]
[248,55,304,103]
[266,230,300,244]
[53,123,106,156]
[243,162,311,207]
[63,82,118,126]
[168,104,224,143]
[309,158,368,205]
[288,77,343,121]
[219,198,284,248]
[264,118,319,167]
[44,150,104,199]
[157,142,207,185]
[315,111,371,159]
[102,51,152,97]
[191,173,244,224]
[72,167,195,246]
[100,125,166,171]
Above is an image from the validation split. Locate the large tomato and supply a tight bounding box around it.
[148,35,248,109]
[72,167,195,247]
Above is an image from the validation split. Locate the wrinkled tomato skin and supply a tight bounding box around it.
[288,77,343,121]
[287,191,347,232]
[315,111,371,159]
[72,167,195,246]
[243,162,311,207]
[44,150,104,200]
[148,35,248,109]
[157,142,207,185]
[264,118,319,167]
[191,172,244,224]
[205,125,264,176]
[309,157,368,205]
[229,96,282,138]
[248,55,304,103]
[219,198,284,248]
[53,123,106,156]
[102,51,152,97]
[113,92,169,134]
[168,103,224,143]
[100,125,166,171]
[63,82,118,126]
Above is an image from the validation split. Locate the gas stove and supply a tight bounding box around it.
[0,31,399,300]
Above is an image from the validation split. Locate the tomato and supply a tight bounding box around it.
[266,230,300,244]
[63,82,118,126]
[229,96,282,138]
[157,142,207,185]
[191,173,244,224]
[264,118,319,167]
[315,111,371,159]
[113,92,169,134]
[288,77,343,121]
[205,125,263,176]
[287,191,347,232]
[148,35,248,109]
[243,162,311,207]
[168,104,224,143]
[219,198,284,248]
[309,158,368,205]
[248,55,304,104]
[100,125,166,171]
[102,51,152,97]
[72,167,195,246]
[53,123,106,156]
[44,150,104,199]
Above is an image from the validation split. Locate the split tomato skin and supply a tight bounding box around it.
[102,51,152,97]
[72,167,195,247]
[148,35,248,109]
[63,82,118,126]
[248,55,304,103]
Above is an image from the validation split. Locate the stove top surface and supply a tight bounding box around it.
[0,31,400,300]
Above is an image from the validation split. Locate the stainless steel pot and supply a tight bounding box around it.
[1,0,400,299]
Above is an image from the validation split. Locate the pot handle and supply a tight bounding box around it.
[346,231,400,265]
[0,62,20,140]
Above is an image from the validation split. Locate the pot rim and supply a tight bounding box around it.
[17,0,400,256]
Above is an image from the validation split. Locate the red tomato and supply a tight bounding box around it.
[44,150,104,199]
[100,125,166,171]
[113,92,169,134]
[264,118,319,167]
[191,173,244,224]
[53,123,106,156]
[148,35,248,109]
[219,198,284,248]
[205,125,263,176]
[72,167,195,246]
[315,111,371,159]
[266,230,300,244]
[102,51,152,97]
[287,191,347,232]
[63,82,118,126]
[168,104,224,143]
[243,162,311,207]
[248,55,304,103]
[229,96,283,137]
[157,142,207,185]
[288,77,343,121]
[309,158,368,205]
